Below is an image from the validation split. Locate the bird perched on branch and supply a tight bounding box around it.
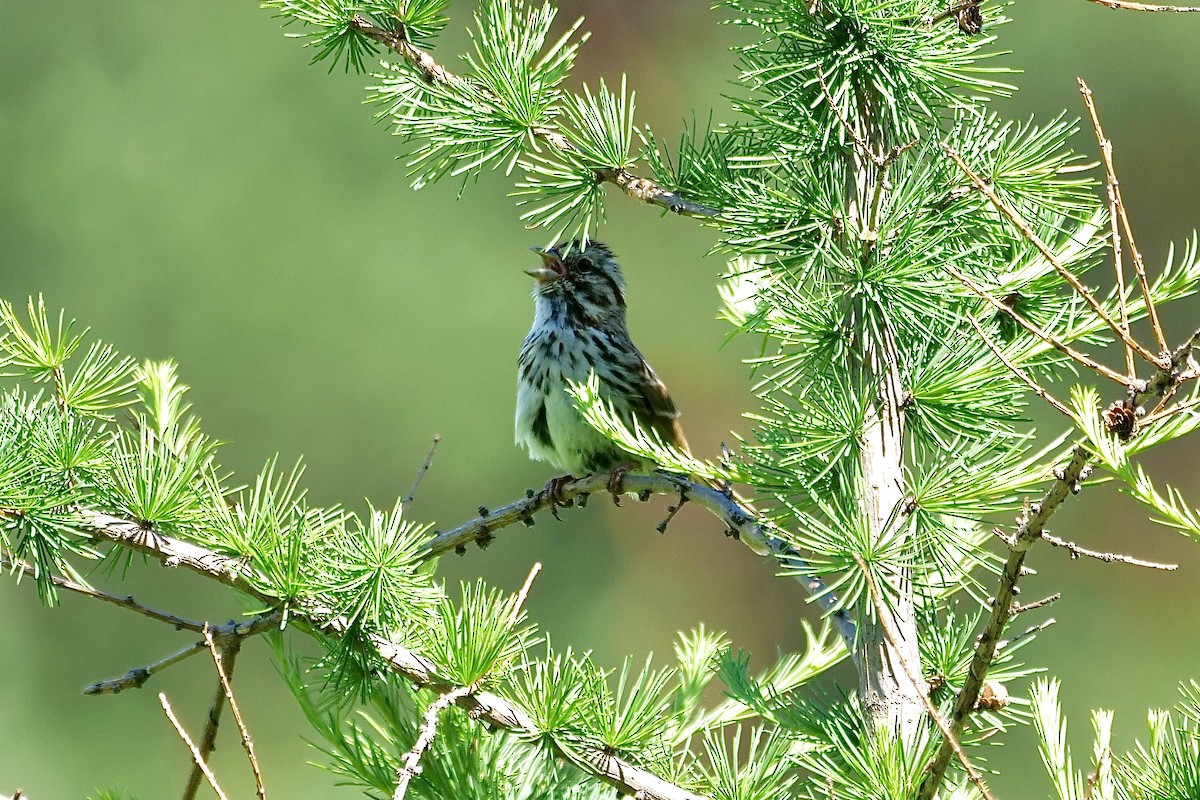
[515,240,687,498]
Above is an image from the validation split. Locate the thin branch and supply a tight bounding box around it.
[510,562,542,624]
[1,553,209,632]
[996,617,1056,650]
[83,612,281,696]
[393,682,480,800]
[1084,0,1200,10]
[918,446,1091,800]
[1141,391,1200,426]
[1012,593,1061,614]
[81,511,707,800]
[346,15,721,220]
[184,641,241,800]
[401,433,441,514]
[855,555,995,800]
[656,488,689,534]
[418,471,856,647]
[87,640,210,696]
[1136,326,1200,402]
[922,317,1200,795]
[1077,78,1170,358]
[205,629,266,800]
[1082,81,1135,379]
[1040,530,1177,570]
[160,692,230,800]
[943,262,1132,386]
[943,145,1166,368]
[962,314,1076,418]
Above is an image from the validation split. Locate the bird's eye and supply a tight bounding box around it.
[574,257,593,272]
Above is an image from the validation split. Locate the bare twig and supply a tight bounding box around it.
[87,640,210,697]
[656,488,689,534]
[1040,530,1178,570]
[205,629,266,800]
[417,471,856,647]
[393,682,479,800]
[854,555,995,800]
[997,617,1056,650]
[918,446,1091,800]
[183,641,242,800]
[1078,78,1170,358]
[160,692,230,800]
[943,262,1132,386]
[1012,593,1061,614]
[84,613,281,696]
[943,145,1165,368]
[1084,0,1200,10]
[1082,81,1135,378]
[346,15,721,220]
[401,433,441,513]
[81,511,707,800]
[1141,391,1200,426]
[963,314,1076,418]
[1,553,208,632]
[510,562,542,624]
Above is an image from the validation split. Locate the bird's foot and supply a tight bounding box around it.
[607,461,638,506]
[541,474,575,520]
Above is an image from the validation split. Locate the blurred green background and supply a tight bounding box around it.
[2,2,1199,797]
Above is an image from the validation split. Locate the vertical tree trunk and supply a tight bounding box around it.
[855,318,927,742]
[845,100,928,739]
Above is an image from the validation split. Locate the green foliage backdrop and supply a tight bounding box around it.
[2,1,1199,797]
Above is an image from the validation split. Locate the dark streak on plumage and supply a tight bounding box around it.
[531,403,552,448]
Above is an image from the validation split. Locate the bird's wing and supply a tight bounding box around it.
[629,357,690,454]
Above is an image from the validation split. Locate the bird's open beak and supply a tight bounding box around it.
[525,247,566,283]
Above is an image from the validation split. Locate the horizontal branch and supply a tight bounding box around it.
[84,612,281,696]
[1040,531,1177,570]
[79,512,707,800]
[1,552,209,632]
[1084,0,1200,9]
[347,15,721,220]
[420,471,856,647]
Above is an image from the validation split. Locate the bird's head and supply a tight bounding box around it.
[526,240,627,319]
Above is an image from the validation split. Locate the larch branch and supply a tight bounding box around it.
[419,470,856,647]
[1077,78,1170,357]
[83,612,280,696]
[1,553,207,633]
[943,145,1165,368]
[205,629,266,800]
[160,692,230,800]
[347,15,721,219]
[1040,530,1178,570]
[80,511,708,800]
[183,642,241,800]
[918,445,1091,800]
[942,262,1131,386]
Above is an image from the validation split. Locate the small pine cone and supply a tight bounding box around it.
[956,2,984,34]
[1102,401,1138,441]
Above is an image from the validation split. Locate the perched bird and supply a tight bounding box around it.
[515,240,687,495]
